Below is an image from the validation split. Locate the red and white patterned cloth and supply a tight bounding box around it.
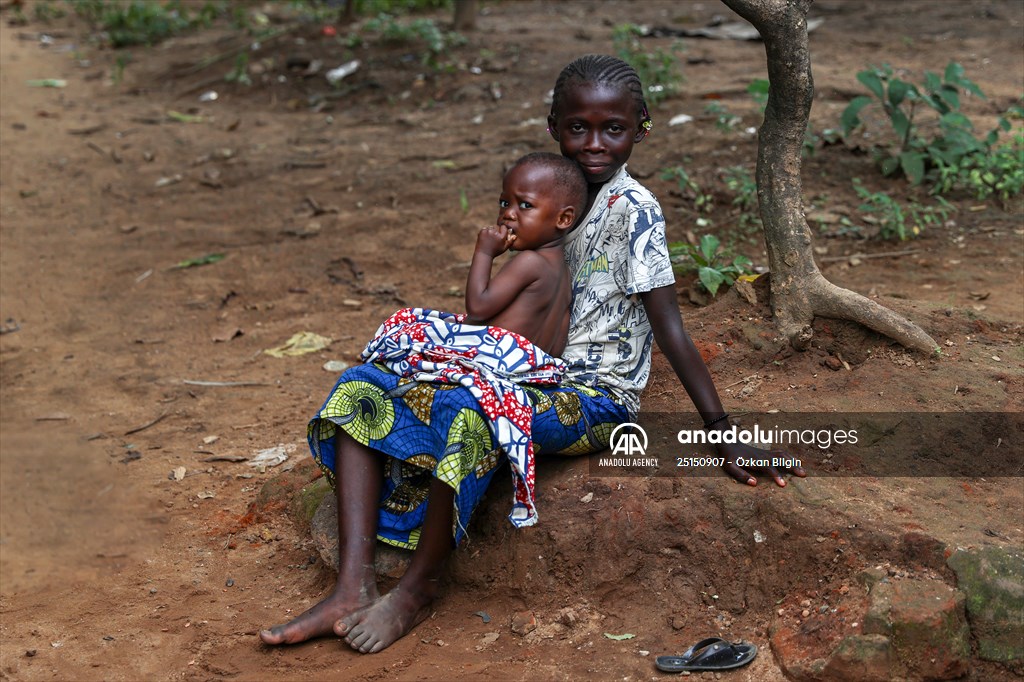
[361,308,566,528]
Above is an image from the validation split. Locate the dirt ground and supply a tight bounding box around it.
[1,1,1022,680]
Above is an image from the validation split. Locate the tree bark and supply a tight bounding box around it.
[453,0,478,31]
[720,0,938,354]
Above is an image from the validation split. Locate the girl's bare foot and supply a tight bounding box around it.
[260,587,377,645]
[334,587,433,653]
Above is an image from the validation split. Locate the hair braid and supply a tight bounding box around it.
[550,54,649,124]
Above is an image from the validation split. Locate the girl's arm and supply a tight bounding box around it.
[640,285,806,486]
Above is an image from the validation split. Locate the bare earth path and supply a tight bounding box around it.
[1,2,1022,680]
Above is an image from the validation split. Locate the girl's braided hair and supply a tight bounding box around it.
[550,54,652,130]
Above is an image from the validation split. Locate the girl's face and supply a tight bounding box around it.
[548,82,646,185]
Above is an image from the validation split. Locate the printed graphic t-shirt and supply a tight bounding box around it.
[561,165,676,416]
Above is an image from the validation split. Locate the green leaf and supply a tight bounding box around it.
[937,86,960,112]
[841,96,873,136]
[899,151,926,185]
[943,61,965,84]
[698,267,726,296]
[174,253,225,268]
[888,79,910,108]
[940,111,973,131]
[891,109,911,142]
[856,70,885,100]
[167,110,204,123]
[746,78,770,96]
[698,234,720,263]
[880,156,900,176]
[603,633,635,641]
[923,71,942,95]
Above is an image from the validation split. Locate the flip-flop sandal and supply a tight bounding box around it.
[655,637,757,672]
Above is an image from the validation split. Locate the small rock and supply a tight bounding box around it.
[475,632,500,650]
[558,608,578,627]
[579,492,594,504]
[323,360,350,373]
[511,611,537,636]
[25,650,36,657]
[225,578,235,587]
[801,609,811,618]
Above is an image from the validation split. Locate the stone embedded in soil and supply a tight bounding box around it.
[310,493,410,578]
[876,578,971,680]
[778,576,971,682]
[821,634,892,682]
[511,611,537,636]
[947,546,1024,662]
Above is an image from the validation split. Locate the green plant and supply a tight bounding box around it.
[362,13,465,67]
[705,102,740,132]
[34,1,67,21]
[747,78,769,112]
[68,0,226,47]
[722,165,761,231]
[841,62,1018,193]
[853,178,954,241]
[112,52,131,84]
[661,166,713,213]
[669,234,753,296]
[612,24,683,106]
[224,52,251,85]
[935,133,1024,206]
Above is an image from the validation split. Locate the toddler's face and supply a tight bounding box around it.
[497,164,569,250]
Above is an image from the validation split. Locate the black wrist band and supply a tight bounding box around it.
[703,413,730,429]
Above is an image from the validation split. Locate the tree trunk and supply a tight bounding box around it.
[453,0,478,31]
[720,0,938,354]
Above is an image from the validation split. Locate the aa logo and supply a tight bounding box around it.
[610,422,648,457]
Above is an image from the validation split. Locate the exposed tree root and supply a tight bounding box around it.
[773,271,939,353]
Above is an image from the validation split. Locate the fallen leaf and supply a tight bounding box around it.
[167,110,204,123]
[174,253,225,269]
[603,632,635,641]
[264,331,332,357]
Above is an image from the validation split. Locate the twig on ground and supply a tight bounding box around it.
[124,412,170,435]
[819,249,919,263]
[183,379,270,387]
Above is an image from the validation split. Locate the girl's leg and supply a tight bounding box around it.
[335,476,455,653]
[259,431,383,645]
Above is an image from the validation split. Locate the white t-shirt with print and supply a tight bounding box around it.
[562,165,676,416]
